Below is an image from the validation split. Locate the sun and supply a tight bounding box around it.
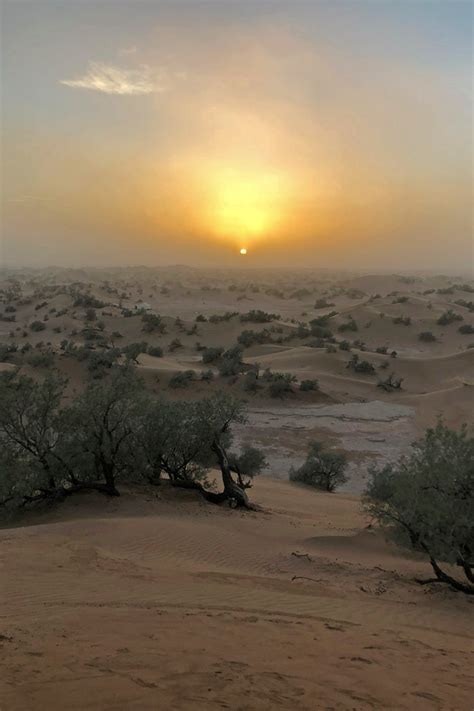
[240,248,247,255]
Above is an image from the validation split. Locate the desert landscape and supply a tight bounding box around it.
[2,0,473,707]
[0,266,473,710]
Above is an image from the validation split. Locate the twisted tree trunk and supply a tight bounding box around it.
[211,438,252,509]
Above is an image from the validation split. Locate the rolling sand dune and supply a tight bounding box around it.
[1,479,472,711]
[1,267,473,710]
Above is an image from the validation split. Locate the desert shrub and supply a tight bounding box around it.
[289,441,348,492]
[437,310,463,326]
[377,372,403,391]
[338,319,358,333]
[240,309,278,323]
[73,293,105,309]
[87,349,121,377]
[201,369,214,382]
[28,351,55,368]
[0,344,18,362]
[242,370,260,393]
[392,316,411,326]
[85,308,96,322]
[261,370,296,398]
[309,338,326,349]
[455,283,474,293]
[419,331,437,342]
[30,320,46,332]
[142,313,166,333]
[195,314,207,322]
[346,354,375,374]
[339,340,351,351]
[454,299,474,313]
[326,344,337,353]
[122,342,148,363]
[392,296,409,304]
[295,323,311,339]
[458,324,474,335]
[310,325,333,339]
[314,298,335,309]
[299,379,319,392]
[168,338,183,352]
[202,346,224,364]
[4,305,16,313]
[237,329,272,347]
[169,370,196,388]
[208,312,238,323]
[217,346,244,377]
[364,422,474,594]
[148,345,163,357]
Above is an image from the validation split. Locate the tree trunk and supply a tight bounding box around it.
[416,548,474,595]
[101,461,120,496]
[211,438,252,509]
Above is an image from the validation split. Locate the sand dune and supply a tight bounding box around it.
[1,478,472,711]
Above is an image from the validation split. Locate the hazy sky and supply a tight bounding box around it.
[1,0,472,270]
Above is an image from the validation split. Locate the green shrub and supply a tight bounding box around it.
[419,331,437,342]
[299,379,319,391]
[290,441,348,492]
[169,370,196,388]
[30,320,46,332]
[437,310,463,326]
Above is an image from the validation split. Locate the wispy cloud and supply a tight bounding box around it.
[60,61,169,95]
[119,46,138,57]
[6,195,56,204]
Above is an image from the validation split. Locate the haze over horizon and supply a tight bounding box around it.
[1,0,472,271]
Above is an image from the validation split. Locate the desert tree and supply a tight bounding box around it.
[0,369,71,505]
[364,422,474,595]
[290,441,348,492]
[227,444,268,489]
[62,366,149,496]
[134,398,211,486]
[194,393,253,507]
[122,341,149,364]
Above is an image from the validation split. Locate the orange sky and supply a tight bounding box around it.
[1,1,472,271]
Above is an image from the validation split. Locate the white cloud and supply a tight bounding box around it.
[119,46,138,57]
[60,61,168,95]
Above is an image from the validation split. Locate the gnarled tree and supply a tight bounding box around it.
[364,422,474,595]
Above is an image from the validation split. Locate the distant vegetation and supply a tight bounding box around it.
[240,309,279,323]
[437,310,463,326]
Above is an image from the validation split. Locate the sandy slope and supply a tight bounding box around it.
[1,479,472,711]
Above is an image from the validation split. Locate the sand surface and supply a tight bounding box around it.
[1,267,473,709]
[1,478,472,711]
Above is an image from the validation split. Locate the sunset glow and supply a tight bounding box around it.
[1,1,471,269]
